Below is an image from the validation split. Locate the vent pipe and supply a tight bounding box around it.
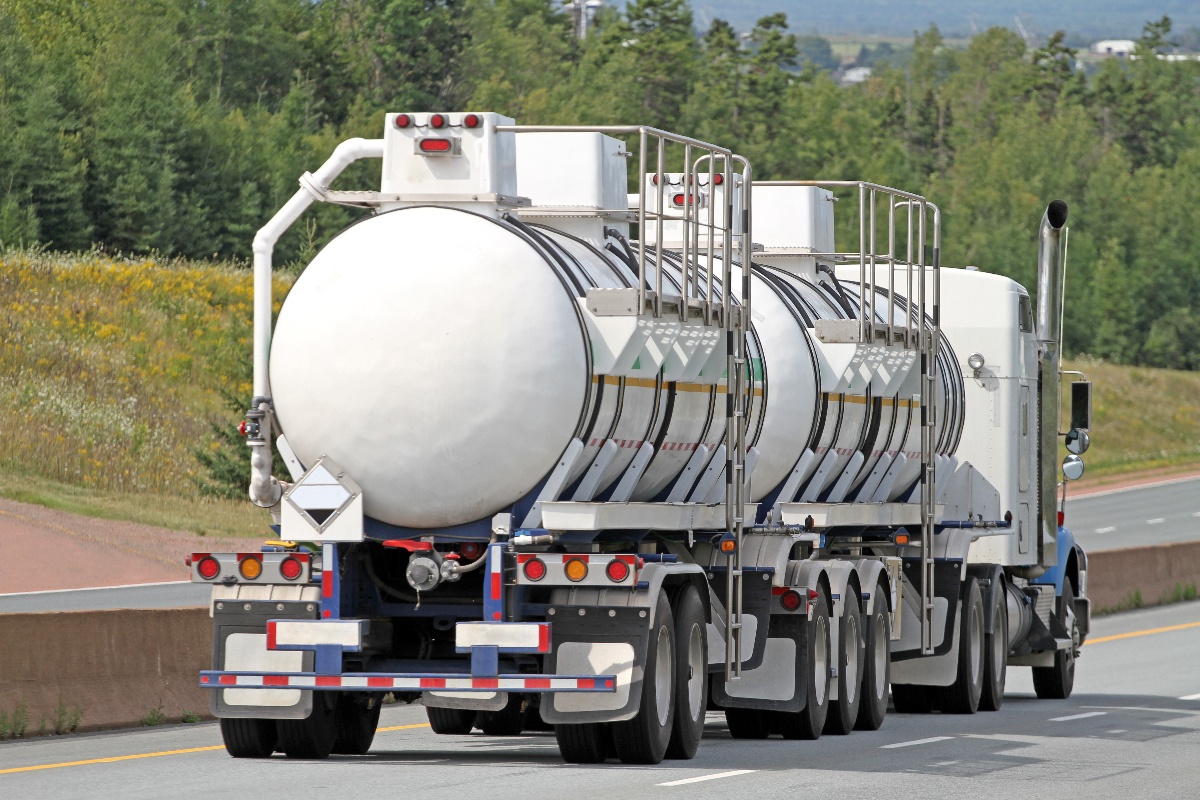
[1035,200,1068,570]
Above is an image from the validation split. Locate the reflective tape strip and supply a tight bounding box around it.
[201,672,614,692]
[455,622,551,652]
[269,620,363,648]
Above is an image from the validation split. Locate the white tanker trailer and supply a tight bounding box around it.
[191,112,1094,763]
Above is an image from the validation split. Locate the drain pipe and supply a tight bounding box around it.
[247,138,385,507]
[1033,200,1069,571]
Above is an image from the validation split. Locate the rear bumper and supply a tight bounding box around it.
[200,671,615,693]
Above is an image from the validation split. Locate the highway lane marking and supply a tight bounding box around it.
[0,723,431,775]
[1083,620,1200,646]
[0,581,192,598]
[0,745,227,775]
[658,770,756,786]
[1146,518,1165,524]
[1094,526,1116,534]
[1180,693,1200,700]
[881,736,954,748]
[1050,711,1107,722]
[1071,474,1200,500]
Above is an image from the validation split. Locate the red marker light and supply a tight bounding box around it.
[279,556,303,581]
[197,556,220,580]
[1057,510,1064,526]
[463,113,482,129]
[429,113,447,129]
[672,193,686,206]
[418,138,453,153]
[713,173,724,185]
[780,589,802,611]
[394,113,412,129]
[605,559,630,583]
[523,558,547,582]
[651,174,659,185]
[461,542,484,561]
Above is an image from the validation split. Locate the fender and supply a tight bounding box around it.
[1030,526,1080,598]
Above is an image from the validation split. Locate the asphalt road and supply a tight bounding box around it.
[0,581,211,614]
[3,601,1199,799]
[1067,476,1200,552]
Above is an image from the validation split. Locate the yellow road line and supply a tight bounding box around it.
[1084,620,1200,646]
[0,745,226,775]
[0,722,431,775]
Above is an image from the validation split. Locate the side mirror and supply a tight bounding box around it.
[1070,381,1091,432]
[1062,454,1085,481]
[1065,428,1090,455]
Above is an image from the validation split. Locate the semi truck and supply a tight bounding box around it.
[191,112,1093,763]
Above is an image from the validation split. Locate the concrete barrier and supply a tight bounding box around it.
[0,607,212,734]
[1,541,1197,736]
[1087,540,1200,613]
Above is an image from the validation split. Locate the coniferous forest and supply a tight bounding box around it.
[3,1,1200,368]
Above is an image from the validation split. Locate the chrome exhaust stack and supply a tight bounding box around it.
[1035,200,1069,571]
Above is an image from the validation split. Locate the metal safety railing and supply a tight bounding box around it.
[755,180,941,655]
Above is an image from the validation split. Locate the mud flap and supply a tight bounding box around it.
[540,605,649,725]
[711,614,808,712]
[706,571,773,672]
[210,599,318,720]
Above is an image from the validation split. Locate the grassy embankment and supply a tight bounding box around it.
[0,250,292,538]
[1,251,1197,536]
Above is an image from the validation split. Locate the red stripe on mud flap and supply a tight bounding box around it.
[266,621,277,650]
[368,677,392,688]
[420,678,446,689]
[316,675,340,687]
[263,675,289,686]
[538,624,550,653]
[527,678,551,689]
[474,678,499,689]
[322,568,333,599]
[218,675,236,685]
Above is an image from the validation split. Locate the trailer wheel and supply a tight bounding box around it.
[277,691,338,759]
[666,585,707,759]
[855,583,891,731]
[890,683,935,713]
[1032,581,1078,700]
[824,590,864,734]
[479,696,525,736]
[332,692,382,755]
[426,705,476,735]
[219,717,277,759]
[938,577,984,714]
[725,708,771,739]
[554,723,612,763]
[979,580,1008,711]
[613,591,675,764]
[777,587,830,740]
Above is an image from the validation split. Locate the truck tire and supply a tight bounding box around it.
[725,708,771,739]
[855,583,890,731]
[219,717,277,759]
[979,580,1008,712]
[938,577,984,714]
[332,692,382,755]
[1032,582,1078,700]
[776,588,831,740]
[555,723,612,763]
[824,590,864,734]
[613,591,675,764]
[277,691,338,759]
[890,683,935,714]
[426,705,475,735]
[666,585,707,759]
[479,696,525,736]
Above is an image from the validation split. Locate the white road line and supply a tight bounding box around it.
[657,770,756,787]
[1095,526,1116,534]
[1072,474,1200,500]
[1193,512,1200,517]
[881,736,954,749]
[1051,711,1107,722]
[1180,693,1200,700]
[0,581,191,598]
[1147,518,1165,525]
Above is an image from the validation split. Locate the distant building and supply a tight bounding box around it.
[841,66,872,86]
[1090,39,1136,57]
